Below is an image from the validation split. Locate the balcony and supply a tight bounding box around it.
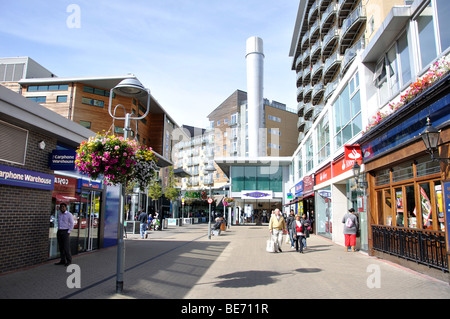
[320,1,337,36]
[313,104,324,121]
[309,19,321,45]
[298,132,305,145]
[310,40,322,65]
[341,37,364,75]
[312,83,325,105]
[303,83,313,103]
[302,47,311,68]
[319,0,333,12]
[296,70,303,87]
[339,4,366,54]
[301,30,310,51]
[308,0,319,25]
[324,79,337,102]
[297,102,305,117]
[297,86,304,103]
[295,54,302,71]
[304,102,314,120]
[297,117,305,132]
[303,67,311,85]
[323,51,341,84]
[337,0,358,26]
[311,60,324,85]
[304,120,313,134]
[322,26,339,59]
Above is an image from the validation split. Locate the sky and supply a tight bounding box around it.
[0,0,299,129]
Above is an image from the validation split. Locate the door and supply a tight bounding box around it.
[77,190,101,252]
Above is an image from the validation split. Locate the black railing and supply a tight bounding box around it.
[372,225,448,272]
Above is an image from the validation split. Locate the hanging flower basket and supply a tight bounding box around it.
[131,146,158,190]
[222,197,234,206]
[75,133,157,187]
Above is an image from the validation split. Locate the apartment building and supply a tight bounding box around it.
[287,0,450,279]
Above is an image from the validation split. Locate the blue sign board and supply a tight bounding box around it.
[49,150,77,171]
[295,180,303,197]
[0,164,54,191]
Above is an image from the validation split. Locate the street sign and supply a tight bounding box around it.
[207,198,213,204]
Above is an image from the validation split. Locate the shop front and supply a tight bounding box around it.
[50,175,104,260]
[357,77,450,275]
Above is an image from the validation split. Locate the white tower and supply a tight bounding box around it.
[246,36,264,157]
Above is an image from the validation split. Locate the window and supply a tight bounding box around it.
[27,84,68,92]
[436,0,450,52]
[27,96,46,103]
[416,3,437,69]
[56,96,68,103]
[82,97,104,108]
[305,136,314,172]
[317,112,330,164]
[333,72,361,149]
[83,86,111,97]
[80,121,91,129]
[268,115,281,122]
[375,32,412,105]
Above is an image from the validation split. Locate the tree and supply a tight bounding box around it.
[148,177,162,214]
[164,167,180,217]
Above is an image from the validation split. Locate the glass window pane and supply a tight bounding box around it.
[417,4,437,68]
[435,182,445,231]
[392,162,413,182]
[341,85,351,125]
[398,32,412,84]
[342,124,352,144]
[395,188,404,227]
[231,166,245,192]
[333,101,341,134]
[419,183,433,229]
[351,90,361,117]
[384,189,393,226]
[244,166,257,190]
[257,167,270,190]
[405,185,417,228]
[436,0,450,51]
[387,45,399,93]
[416,155,441,177]
[352,113,362,135]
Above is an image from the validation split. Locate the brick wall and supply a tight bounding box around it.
[0,130,56,273]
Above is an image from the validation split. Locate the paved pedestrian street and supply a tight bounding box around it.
[0,224,449,304]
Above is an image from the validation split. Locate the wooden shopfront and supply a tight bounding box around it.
[357,75,450,279]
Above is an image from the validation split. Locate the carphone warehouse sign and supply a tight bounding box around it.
[0,164,54,190]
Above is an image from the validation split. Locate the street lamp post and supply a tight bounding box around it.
[205,163,216,240]
[108,78,150,294]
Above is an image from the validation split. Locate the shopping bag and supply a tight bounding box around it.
[285,233,290,244]
[266,238,275,253]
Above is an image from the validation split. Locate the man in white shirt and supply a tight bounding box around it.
[55,203,74,266]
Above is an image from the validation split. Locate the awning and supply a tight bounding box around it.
[213,195,225,206]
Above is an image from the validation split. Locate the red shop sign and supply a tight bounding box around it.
[316,164,332,186]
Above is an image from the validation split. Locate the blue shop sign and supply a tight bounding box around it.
[49,150,77,171]
[77,179,102,191]
[295,181,303,197]
[0,164,54,190]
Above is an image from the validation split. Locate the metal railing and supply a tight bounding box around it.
[372,225,448,272]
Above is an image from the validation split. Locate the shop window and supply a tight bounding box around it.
[416,155,440,177]
[375,168,390,186]
[392,162,413,182]
[419,182,433,229]
[405,185,417,228]
[0,120,28,165]
[435,181,445,231]
[394,188,404,227]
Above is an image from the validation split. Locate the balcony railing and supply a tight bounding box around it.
[304,102,313,120]
[303,83,313,103]
[303,67,312,84]
[322,26,339,59]
[341,37,364,75]
[297,117,306,132]
[301,30,310,50]
[302,47,311,67]
[372,225,448,272]
[339,4,366,54]
[313,104,324,121]
[309,19,321,45]
[323,51,342,83]
[296,54,303,71]
[297,86,304,103]
[308,0,319,25]
[296,70,303,87]
[311,60,324,85]
[337,0,357,25]
[297,102,305,117]
[298,132,305,145]
[304,120,313,134]
[312,82,325,104]
[324,79,337,101]
[320,0,337,35]
[311,40,322,65]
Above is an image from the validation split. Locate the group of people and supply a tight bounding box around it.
[268,207,359,253]
[269,209,311,253]
[137,210,160,239]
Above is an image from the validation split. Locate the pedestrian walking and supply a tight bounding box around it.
[269,208,286,253]
[300,213,311,250]
[137,210,148,239]
[286,210,295,249]
[54,203,74,266]
[291,215,306,253]
[342,208,359,252]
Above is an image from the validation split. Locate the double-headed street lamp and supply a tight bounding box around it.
[108,78,150,294]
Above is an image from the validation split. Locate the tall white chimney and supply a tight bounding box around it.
[246,36,264,157]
